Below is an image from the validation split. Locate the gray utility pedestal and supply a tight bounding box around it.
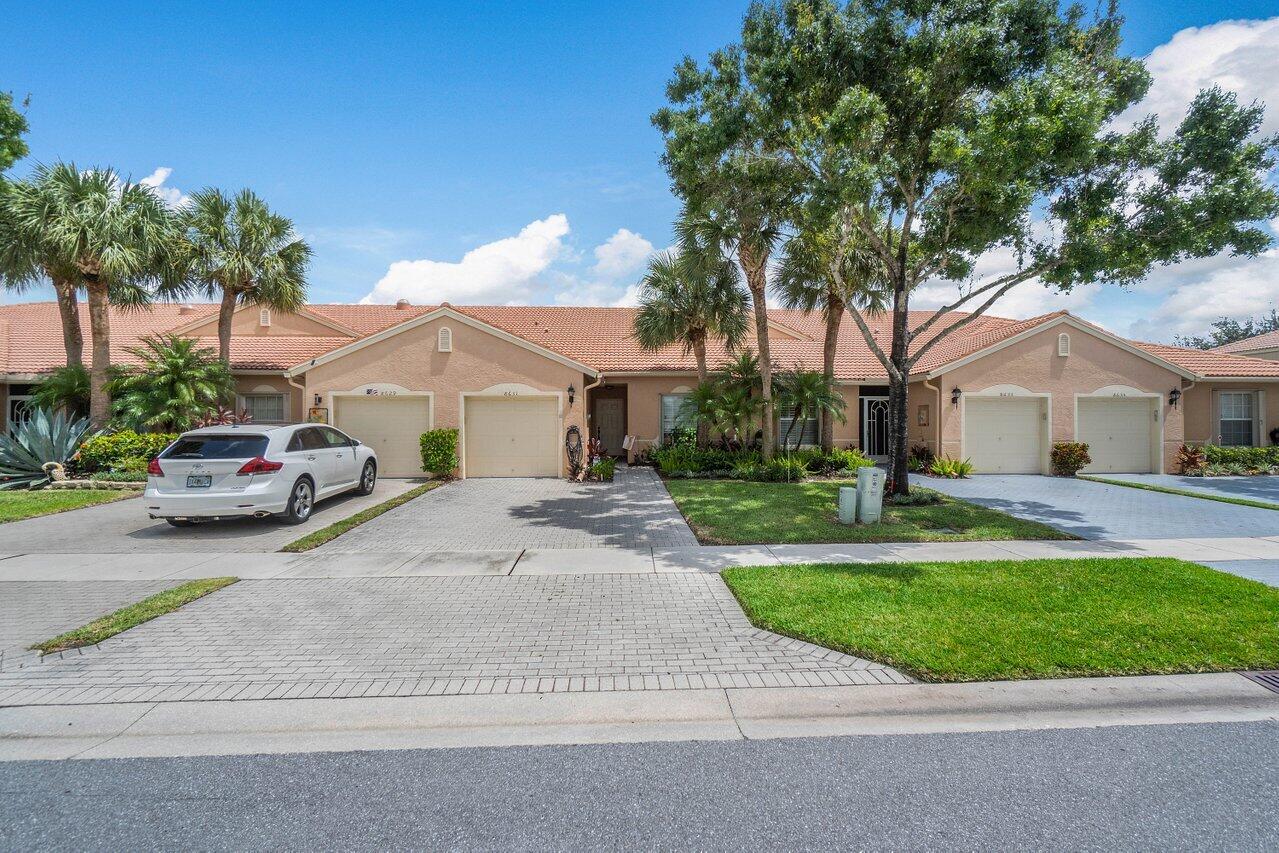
[856,466,886,524]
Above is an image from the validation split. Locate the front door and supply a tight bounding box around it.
[594,397,625,456]
[861,397,891,461]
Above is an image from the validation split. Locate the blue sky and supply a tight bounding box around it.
[4,1,1278,342]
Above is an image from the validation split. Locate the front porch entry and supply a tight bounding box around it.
[589,383,628,458]
[860,386,891,461]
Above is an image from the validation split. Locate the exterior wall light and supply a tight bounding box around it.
[568,383,576,406]
[1169,387,1182,408]
[314,394,322,406]
[951,387,962,406]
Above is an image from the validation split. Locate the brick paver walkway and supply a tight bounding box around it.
[0,580,182,669]
[0,575,906,705]
[317,466,698,551]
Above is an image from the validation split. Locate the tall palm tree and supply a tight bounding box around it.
[175,188,312,364]
[774,368,847,453]
[106,335,234,432]
[8,164,175,424]
[775,227,888,451]
[0,177,85,366]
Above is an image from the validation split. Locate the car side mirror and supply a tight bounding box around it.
[350,438,361,447]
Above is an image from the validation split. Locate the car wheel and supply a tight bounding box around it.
[165,518,196,528]
[356,461,377,495]
[281,478,315,525]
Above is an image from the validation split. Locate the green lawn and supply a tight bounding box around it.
[663,480,1072,544]
[722,558,1279,682]
[0,489,136,524]
[32,577,237,655]
[1079,474,1279,511]
[280,480,444,552]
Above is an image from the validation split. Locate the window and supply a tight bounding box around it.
[319,427,353,448]
[778,415,819,448]
[259,308,271,327]
[438,326,452,352]
[286,427,328,452]
[162,435,269,460]
[1219,391,1256,446]
[1057,333,1070,356]
[660,394,693,441]
[242,393,286,424]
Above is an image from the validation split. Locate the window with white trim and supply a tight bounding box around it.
[660,394,693,441]
[242,393,287,424]
[1219,391,1256,446]
[438,326,452,352]
[778,415,819,448]
[259,308,271,327]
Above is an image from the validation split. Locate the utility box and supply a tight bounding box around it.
[837,486,857,525]
[855,466,886,524]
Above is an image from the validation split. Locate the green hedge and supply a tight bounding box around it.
[1200,444,1279,474]
[77,431,177,473]
[650,444,874,480]
[419,428,459,477]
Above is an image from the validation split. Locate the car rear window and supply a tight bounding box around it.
[162,435,270,460]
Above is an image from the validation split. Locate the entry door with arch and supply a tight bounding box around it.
[861,397,891,461]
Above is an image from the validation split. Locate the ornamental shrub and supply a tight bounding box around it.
[929,456,974,478]
[1050,442,1092,477]
[588,457,616,481]
[76,430,178,473]
[419,428,459,477]
[763,456,808,482]
[1176,444,1207,475]
[1201,444,1279,473]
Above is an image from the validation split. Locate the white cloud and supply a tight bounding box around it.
[1115,17,1279,137]
[590,228,654,279]
[138,166,190,208]
[1127,247,1279,340]
[361,214,571,305]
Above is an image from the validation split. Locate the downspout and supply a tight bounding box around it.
[286,369,308,423]
[581,370,605,447]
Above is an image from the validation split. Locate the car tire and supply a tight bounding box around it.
[165,518,196,528]
[356,461,377,495]
[280,477,315,525]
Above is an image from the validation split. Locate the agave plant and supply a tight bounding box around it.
[0,407,94,490]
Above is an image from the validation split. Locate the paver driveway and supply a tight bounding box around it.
[0,574,905,705]
[317,466,697,551]
[927,475,1279,540]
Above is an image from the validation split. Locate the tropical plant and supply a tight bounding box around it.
[419,428,459,477]
[77,430,178,473]
[774,368,847,452]
[0,407,93,490]
[8,164,178,423]
[192,405,252,428]
[929,457,974,479]
[175,188,312,364]
[1050,442,1093,477]
[679,379,765,451]
[763,455,807,482]
[588,457,617,482]
[30,365,90,416]
[907,443,936,473]
[1176,444,1207,476]
[106,335,234,432]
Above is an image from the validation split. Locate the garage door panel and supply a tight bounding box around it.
[335,396,432,478]
[965,398,1042,474]
[1078,398,1153,473]
[465,397,559,477]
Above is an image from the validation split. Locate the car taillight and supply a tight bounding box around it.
[237,457,284,476]
[147,457,164,476]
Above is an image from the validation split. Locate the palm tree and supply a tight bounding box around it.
[175,188,312,364]
[9,164,175,424]
[30,365,90,416]
[0,176,85,366]
[106,335,234,432]
[774,368,847,453]
[775,226,888,451]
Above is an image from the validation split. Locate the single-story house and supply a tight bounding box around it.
[2,300,1277,477]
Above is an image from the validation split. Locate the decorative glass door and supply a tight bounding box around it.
[861,397,891,460]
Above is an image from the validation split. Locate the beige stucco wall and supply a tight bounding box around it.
[298,316,587,477]
[1181,381,1279,446]
[233,374,304,423]
[906,380,942,456]
[933,324,1186,472]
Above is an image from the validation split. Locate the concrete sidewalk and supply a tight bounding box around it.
[3,535,1279,580]
[2,672,1275,761]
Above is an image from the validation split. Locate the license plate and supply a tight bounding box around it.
[186,475,213,489]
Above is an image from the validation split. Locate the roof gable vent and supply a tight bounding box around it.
[1057,332,1070,357]
[438,326,453,353]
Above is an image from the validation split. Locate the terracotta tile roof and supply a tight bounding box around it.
[1213,329,1279,354]
[2,300,1278,380]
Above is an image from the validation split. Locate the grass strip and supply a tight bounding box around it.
[663,479,1074,544]
[279,481,445,552]
[32,577,238,655]
[722,558,1279,682]
[1079,474,1279,511]
[0,489,137,524]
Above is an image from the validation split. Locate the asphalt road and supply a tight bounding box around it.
[2,721,1275,851]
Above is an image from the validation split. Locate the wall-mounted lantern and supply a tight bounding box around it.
[1169,387,1182,408]
[567,383,576,406]
[951,387,962,406]
[314,394,322,406]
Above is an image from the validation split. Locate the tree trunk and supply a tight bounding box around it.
[739,243,774,459]
[692,334,710,448]
[52,277,84,367]
[86,279,112,426]
[820,297,844,452]
[217,286,238,365]
[888,287,911,496]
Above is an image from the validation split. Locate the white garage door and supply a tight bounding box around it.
[1077,397,1154,473]
[334,396,431,478]
[964,397,1043,474]
[464,396,559,477]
